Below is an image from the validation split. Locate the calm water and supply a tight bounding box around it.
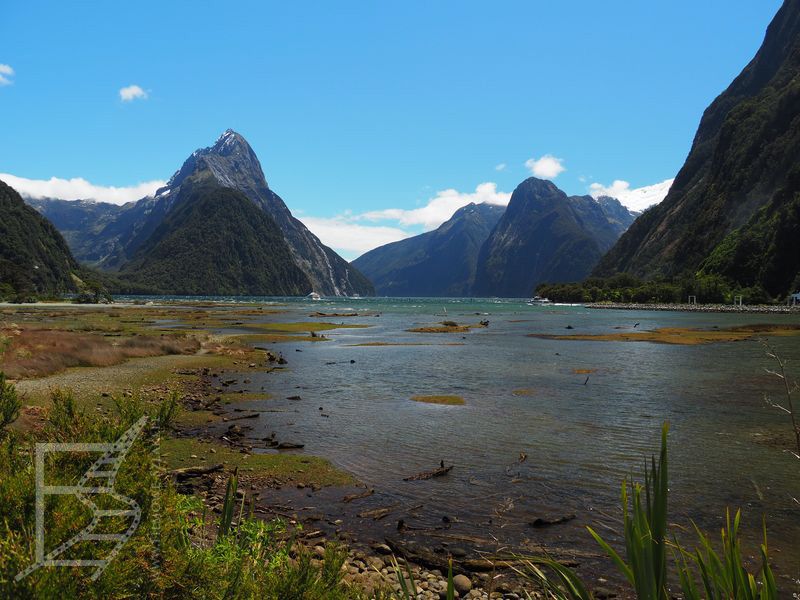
[149,296,800,575]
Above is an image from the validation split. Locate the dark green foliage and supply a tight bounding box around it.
[118,178,312,296]
[353,202,505,296]
[537,273,772,305]
[700,172,800,298]
[473,179,635,297]
[0,180,80,298]
[218,470,239,539]
[595,0,800,298]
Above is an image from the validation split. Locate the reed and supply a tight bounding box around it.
[512,423,778,600]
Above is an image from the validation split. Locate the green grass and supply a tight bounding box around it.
[410,395,465,406]
[0,387,366,599]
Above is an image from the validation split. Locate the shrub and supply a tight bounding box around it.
[0,372,20,432]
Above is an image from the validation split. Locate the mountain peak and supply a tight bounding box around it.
[211,129,252,156]
[157,129,267,196]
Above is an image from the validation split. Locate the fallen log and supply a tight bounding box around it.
[529,513,576,528]
[358,506,398,520]
[171,464,224,480]
[385,537,578,573]
[403,464,453,481]
[342,488,375,503]
[222,413,260,422]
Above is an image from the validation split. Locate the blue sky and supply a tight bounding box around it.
[0,0,783,258]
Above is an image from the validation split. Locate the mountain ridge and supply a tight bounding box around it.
[594,0,800,297]
[27,130,374,296]
[0,180,82,298]
[353,202,505,296]
[473,178,636,297]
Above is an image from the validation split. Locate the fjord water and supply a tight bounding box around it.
[212,297,800,569]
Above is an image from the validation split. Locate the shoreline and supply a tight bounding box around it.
[5,301,798,597]
[584,302,800,314]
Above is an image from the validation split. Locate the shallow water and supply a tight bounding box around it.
[155,296,800,576]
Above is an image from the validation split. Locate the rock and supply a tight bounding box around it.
[373,543,392,555]
[452,574,472,595]
[277,442,304,449]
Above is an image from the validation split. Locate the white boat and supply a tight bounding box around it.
[306,292,322,301]
[527,295,553,306]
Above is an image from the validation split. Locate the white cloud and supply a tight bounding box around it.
[360,182,511,229]
[299,216,411,260]
[525,154,565,179]
[0,64,15,86]
[0,173,165,205]
[119,84,148,102]
[589,178,674,212]
[495,163,507,172]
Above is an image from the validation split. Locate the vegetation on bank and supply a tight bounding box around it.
[535,273,797,305]
[0,387,368,599]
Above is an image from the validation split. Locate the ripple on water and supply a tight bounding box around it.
[229,298,800,565]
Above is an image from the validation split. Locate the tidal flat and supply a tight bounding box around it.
[3,297,800,592]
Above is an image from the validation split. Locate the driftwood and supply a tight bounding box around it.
[403,464,453,481]
[384,538,468,574]
[303,529,325,539]
[342,488,375,503]
[529,513,576,528]
[222,413,259,422]
[358,506,398,520]
[171,464,224,480]
[385,537,578,574]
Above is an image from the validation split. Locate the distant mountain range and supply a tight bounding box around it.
[353,202,505,296]
[596,0,800,297]
[27,130,374,297]
[0,180,81,298]
[355,178,636,297]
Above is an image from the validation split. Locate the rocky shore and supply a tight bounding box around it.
[585,302,800,314]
